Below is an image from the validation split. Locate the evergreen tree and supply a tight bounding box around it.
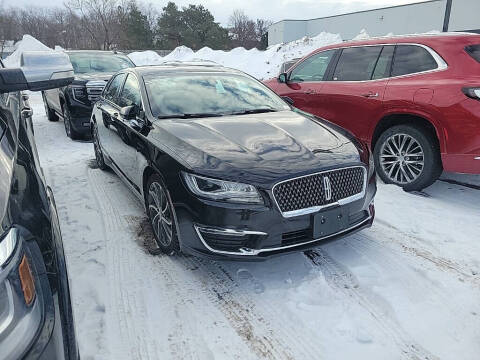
[155,2,184,49]
[156,2,231,50]
[124,1,153,50]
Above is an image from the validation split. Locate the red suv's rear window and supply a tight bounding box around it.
[465,44,480,63]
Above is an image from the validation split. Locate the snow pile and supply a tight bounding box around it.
[128,31,343,79]
[352,29,370,40]
[3,34,54,68]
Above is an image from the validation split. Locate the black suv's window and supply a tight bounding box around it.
[290,50,335,82]
[391,45,438,77]
[104,73,126,103]
[333,46,383,81]
[68,53,134,74]
[118,74,142,109]
[465,44,480,63]
[372,45,395,80]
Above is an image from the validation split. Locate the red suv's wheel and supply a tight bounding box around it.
[374,124,442,191]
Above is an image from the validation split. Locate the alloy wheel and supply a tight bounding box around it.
[147,181,174,247]
[379,133,424,184]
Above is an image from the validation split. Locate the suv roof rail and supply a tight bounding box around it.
[348,31,480,43]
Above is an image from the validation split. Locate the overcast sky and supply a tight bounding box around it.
[4,0,428,25]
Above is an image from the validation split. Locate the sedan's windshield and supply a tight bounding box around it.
[68,53,134,74]
[144,73,290,118]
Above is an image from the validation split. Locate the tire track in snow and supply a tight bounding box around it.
[177,256,299,360]
[304,248,440,360]
[88,168,162,360]
[372,220,479,285]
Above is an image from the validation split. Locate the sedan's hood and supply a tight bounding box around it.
[153,110,363,187]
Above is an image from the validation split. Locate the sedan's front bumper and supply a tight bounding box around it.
[173,177,376,260]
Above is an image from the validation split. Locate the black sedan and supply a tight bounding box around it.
[0,55,79,358]
[91,64,376,259]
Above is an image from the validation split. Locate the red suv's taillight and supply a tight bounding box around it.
[462,87,480,100]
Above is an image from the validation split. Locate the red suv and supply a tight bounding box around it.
[265,33,480,191]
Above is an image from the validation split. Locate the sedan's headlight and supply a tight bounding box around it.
[183,172,263,204]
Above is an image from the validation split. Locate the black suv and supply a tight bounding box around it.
[43,50,135,140]
[0,53,79,359]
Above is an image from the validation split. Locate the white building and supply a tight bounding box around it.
[268,0,480,45]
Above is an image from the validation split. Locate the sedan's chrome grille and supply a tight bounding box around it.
[86,80,107,103]
[272,166,366,217]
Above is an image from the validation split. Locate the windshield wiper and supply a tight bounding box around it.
[231,108,277,115]
[158,113,225,119]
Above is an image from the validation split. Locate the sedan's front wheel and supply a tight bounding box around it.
[146,174,180,255]
[374,124,442,191]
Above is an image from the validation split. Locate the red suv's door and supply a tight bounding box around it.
[269,49,337,114]
[313,45,394,142]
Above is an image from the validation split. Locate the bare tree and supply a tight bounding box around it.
[229,10,271,49]
[66,0,128,50]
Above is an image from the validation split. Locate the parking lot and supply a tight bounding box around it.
[27,90,480,360]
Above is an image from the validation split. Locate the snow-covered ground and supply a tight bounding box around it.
[28,86,480,360]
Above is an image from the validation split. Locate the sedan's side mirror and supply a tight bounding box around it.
[120,105,138,119]
[0,51,74,94]
[278,72,288,83]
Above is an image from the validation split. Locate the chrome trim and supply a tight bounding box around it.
[475,157,480,160]
[289,43,448,84]
[86,80,107,102]
[194,214,372,256]
[272,166,367,218]
[195,226,267,237]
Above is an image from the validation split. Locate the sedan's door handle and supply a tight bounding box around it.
[361,92,379,98]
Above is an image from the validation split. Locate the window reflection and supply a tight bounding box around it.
[144,74,289,117]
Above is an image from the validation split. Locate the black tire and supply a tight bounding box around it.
[42,92,58,122]
[145,174,180,255]
[62,104,81,140]
[93,125,108,170]
[374,124,442,191]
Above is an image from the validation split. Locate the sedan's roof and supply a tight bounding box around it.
[133,64,242,77]
[66,50,128,56]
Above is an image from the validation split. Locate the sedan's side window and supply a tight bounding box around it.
[104,73,126,104]
[289,50,336,82]
[332,46,383,81]
[118,74,142,109]
[391,45,438,77]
